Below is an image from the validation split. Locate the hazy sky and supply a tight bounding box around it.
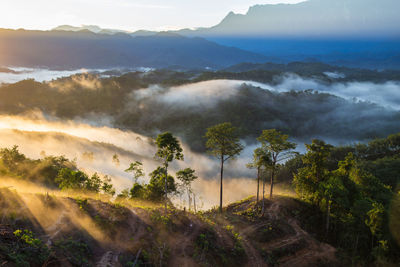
[0,0,305,31]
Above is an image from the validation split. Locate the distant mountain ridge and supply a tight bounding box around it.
[176,0,400,38]
[6,0,400,69]
[0,28,266,69]
[52,0,400,39]
[52,25,130,35]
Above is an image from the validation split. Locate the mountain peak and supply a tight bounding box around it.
[209,0,400,38]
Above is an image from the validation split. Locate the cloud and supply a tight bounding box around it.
[0,68,93,84]
[269,74,400,110]
[132,80,244,108]
[0,114,260,209]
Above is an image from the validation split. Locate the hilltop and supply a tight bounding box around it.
[0,188,337,266]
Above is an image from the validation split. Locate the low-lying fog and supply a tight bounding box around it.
[0,114,265,209]
[0,70,398,208]
[244,75,400,110]
[0,67,95,84]
[0,67,151,84]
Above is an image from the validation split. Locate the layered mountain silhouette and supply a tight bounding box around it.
[177,0,400,38]
[171,0,400,69]
[52,25,130,35]
[2,0,400,69]
[0,29,265,69]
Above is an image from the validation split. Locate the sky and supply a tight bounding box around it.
[0,0,305,31]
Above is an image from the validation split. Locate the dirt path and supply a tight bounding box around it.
[240,233,267,267]
[218,216,266,267]
[45,211,67,246]
[228,198,336,267]
[96,251,120,267]
[169,215,201,267]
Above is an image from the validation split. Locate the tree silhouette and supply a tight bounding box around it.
[257,129,296,199]
[205,122,243,213]
[155,132,183,212]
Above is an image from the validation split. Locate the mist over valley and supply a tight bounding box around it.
[0,0,399,266]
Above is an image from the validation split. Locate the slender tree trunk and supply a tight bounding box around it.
[219,156,224,213]
[262,172,266,216]
[164,164,168,213]
[188,190,191,211]
[270,166,275,199]
[256,167,260,202]
[326,197,331,236]
[193,193,196,213]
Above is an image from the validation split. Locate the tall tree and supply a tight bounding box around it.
[155,132,183,212]
[257,129,296,199]
[247,147,271,203]
[125,161,145,184]
[177,168,198,211]
[293,139,339,234]
[147,167,177,201]
[205,122,243,213]
[294,139,334,204]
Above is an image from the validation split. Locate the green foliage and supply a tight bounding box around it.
[0,71,398,154]
[85,172,102,192]
[155,132,183,166]
[130,182,145,199]
[194,227,244,267]
[257,129,297,161]
[0,145,26,170]
[55,168,88,191]
[75,197,89,211]
[150,210,173,227]
[365,202,385,238]
[125,160,145,183]
[389,189,400,250]
[293,139,334,203]
[224,225,245,257]
[247,147,272,170]
[56,168,116,195]
[123,167,178,202]
[257,129,296,198]
[0,146,74,187]
[293,134,400,264]
[205,122,243,160]
[9,229,50,266]
[101,175,116,196]
[117,188,130,199]
[176,168,198,210]
[147,167,177,201]
[176,168,197,186]
[155,132,183,210]
[205,122,243,212]
[54,238,91,266]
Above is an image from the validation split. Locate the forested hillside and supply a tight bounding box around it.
[0,129,399,266]
[0,68,399,152]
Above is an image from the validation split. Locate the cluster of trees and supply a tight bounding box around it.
[203,123,400,263]
[205,123,297,213]
[119,133,199,212]
[290,134,400,263]
[0,146,74,187]
[55,169,115,196]
[0,121,398,264]
[0,145,116,196]
[114,124,297,217]
[246,129,297,214]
